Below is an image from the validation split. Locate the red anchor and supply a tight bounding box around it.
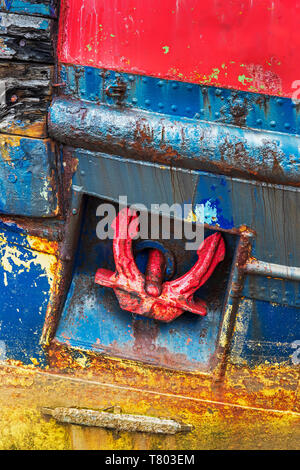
[95,208,225,322]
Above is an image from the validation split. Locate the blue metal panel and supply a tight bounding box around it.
[60,65,300,136]
[0,136,59,217]
[70,149,300,266]
[0,226,57,365]
[230,298,300,365]
[243,275,300,308]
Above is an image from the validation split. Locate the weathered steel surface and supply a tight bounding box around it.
[1,364,299,449]
[0,135,59,217]
[49,97,300,186]
[49,148,299,371]
[59,65,300,137]
[0,0,298,452]
[58,0,300,98]
[48,340,300,413]
[0,62,53,137]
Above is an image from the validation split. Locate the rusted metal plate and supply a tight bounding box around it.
[1,364,299,449]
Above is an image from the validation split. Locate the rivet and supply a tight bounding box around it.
[284,122,291,129]
[194,113,200,119]
[158,102,164,108]
[145,99,151,106]
[200,108,205,114]
[276,98,283,105]
[270,120,276,127]
[171,104,177,111]
[128,75,134,81]
[187,85,193,91]
[87,69,92,75]
[142,77,147,83]
[80,170,85,176]
[256,118,262,125]
[7,174,17,183]
[72,208,77,215]
[185,107,191,112]
[172,83,178,89]
[158,80,164,87]
[215,112,220,118]
[19,39,26,47]
[215,89,222,96]
[132,98,138,104]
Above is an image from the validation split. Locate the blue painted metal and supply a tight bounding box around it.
[0,137,59,217]
[60,64,300,136]
[69,148,300,266]
[230,298,300,366]
[0,221,56,365]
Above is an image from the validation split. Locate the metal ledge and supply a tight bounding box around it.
[49,96,300,186]
[42,407,192,434]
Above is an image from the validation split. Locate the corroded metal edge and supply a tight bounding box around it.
[42,407,192,434]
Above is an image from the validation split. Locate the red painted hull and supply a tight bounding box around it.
[58,0,300,97]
